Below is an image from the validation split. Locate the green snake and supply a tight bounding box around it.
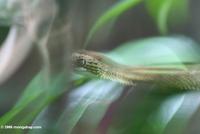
[72,50,200,90]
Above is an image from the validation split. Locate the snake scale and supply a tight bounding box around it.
[72,50,200,90]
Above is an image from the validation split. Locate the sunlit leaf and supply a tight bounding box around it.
[107,36,200,66]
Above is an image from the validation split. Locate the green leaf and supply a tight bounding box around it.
[145,0,188,34]
[84,0,142,48]
[145,92,200,134]
[107,36,200,66]
[56,80,123,134]
[0,71,68,133]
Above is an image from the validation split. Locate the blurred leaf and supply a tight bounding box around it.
[145,92,200,134]
[56,80,123,134]
[84,0,142,47]
[0,71,68,133]
[145,0,188,34]
[107,91,200,134]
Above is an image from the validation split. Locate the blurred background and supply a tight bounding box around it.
[1,0,200,133]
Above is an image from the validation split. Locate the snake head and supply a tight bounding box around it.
[72,50,107,76]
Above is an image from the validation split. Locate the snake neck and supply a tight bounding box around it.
[100,65,200,90]
[100,65,155,85]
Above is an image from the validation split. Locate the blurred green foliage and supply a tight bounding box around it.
[86,0,188,47]
[0,71,68,133]
[0,0,198,134]
[145,0,188,34]
[84,0,142,47]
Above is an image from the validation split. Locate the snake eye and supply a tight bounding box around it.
[78,58,86,66]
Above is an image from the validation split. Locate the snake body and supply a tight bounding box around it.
[72,50,200,90]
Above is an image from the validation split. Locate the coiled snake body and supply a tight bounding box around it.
[72,50,200,90]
